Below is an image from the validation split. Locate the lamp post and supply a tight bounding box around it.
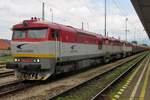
[42,2,45,20]
[87,22,89,31]
[50,8,53,23]
[125,18,128,41]
[104,0,107,37]
[134,28,136,42]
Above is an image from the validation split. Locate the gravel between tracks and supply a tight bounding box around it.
[0,54,140,100]
[0,76,17,86]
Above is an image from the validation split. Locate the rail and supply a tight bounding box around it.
[0,71,14,78]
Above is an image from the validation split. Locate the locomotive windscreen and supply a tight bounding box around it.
[12,28,48,39]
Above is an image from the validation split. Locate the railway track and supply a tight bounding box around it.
[91,54,150,100]
[0,61,14,78]
[49,52,148,100]
[0,70,14,78]
[0,80,41,96]
[0,52,147,98]
[91,55,150,100]
[0,61,12,68]
[0,62,6,68]
[0,80,23,96]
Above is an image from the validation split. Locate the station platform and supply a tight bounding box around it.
[113,56,150,100]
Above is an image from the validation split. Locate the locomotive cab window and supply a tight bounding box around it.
[12,28,48,39]
[13,30,26,39]
[51,29,60,39]
[28,29,48,39]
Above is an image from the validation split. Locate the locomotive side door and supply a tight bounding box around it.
[51,29,61,60]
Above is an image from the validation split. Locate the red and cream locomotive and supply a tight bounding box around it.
[6,18,147,80]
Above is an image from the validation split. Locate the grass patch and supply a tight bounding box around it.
[0,55,12,62]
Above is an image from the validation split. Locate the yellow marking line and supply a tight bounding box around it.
[122,86,127,89]
[117,91,122,95]
[139,63,150,100]
[127,80,131,83]
[126,83,129,85]
[129,56,150,100]
[120,89,124,92]
[124,84,128,87]
[13,54,56,58]
[114,95,120,99]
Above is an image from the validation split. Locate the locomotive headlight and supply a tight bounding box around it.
[37,59,40,63]
[33,59,37,63]
[33,59,40,63]
[14,58,21,62]
[14,58,18,62]
[17,59,21,62]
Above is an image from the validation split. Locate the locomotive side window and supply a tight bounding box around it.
[51,29,60,38]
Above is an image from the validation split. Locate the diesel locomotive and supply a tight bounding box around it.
[6,18,148,80]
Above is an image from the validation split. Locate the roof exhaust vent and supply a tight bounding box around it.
[34,17,37,20]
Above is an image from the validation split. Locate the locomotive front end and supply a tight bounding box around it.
[6,19,56,80]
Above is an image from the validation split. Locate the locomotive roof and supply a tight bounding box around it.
[13,18,127,43]
[36,20,104,38]
[13,18,104,39]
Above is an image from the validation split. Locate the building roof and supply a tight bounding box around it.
[0,39,10,50]
[131,0,150,38]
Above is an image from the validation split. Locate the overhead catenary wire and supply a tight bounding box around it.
[37,0,91,30]
[36,0,147,43]
[111,0,146,41]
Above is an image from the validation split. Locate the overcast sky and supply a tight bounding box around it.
[0,0,149,45]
